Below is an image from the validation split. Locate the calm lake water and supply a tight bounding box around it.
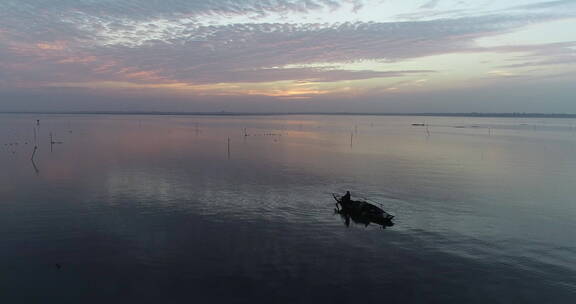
[1,114,575,303]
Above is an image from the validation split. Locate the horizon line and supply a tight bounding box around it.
[0,111,575,118]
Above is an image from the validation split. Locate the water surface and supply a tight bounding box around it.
[1,114,575,303]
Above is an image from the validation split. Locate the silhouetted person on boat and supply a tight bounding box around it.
[342,191,351,203]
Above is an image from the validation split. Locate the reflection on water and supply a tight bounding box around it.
[335,206,395,229]
[1,114,576,303]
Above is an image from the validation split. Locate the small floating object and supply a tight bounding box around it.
[55,264,62,270]
[412,123,426,127]
[454,125,481,129]
[333,192,394,228]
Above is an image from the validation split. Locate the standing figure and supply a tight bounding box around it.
[342,191,351,203]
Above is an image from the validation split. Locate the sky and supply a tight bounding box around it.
[0,0,575,113]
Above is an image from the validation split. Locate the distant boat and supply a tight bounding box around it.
[412,123,426,126]
[333,193,394,228]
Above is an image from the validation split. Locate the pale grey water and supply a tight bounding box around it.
[1,114,575,303]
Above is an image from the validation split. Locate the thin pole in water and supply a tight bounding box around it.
[31,146,39,175]
[31,145,37,161]
[350,131,353,148]
[227,137,231,159]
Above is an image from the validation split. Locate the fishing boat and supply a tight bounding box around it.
[333,193,394,228]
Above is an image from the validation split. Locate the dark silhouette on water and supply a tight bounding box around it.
[333,192,394,229]
[342,191,351,202]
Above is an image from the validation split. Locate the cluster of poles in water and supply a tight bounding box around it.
[0,118,486,166]
[5,117,573,174]
[2,119,68,175]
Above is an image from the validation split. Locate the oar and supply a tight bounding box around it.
[332,193,342,211]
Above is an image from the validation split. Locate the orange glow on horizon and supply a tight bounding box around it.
[44,80,360,99]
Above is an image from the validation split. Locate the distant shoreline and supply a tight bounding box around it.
[1,112,575,118]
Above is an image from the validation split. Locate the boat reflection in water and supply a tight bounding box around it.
[333,193,395,229]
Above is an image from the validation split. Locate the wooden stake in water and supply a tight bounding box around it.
[227,137,231,159]
[30,145,37,160]
[49,133,62,152]
[350,132,353,148]
[31,146,39,175]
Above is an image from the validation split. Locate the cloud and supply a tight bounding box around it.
[503,56,576,68]
[511,0,576,11]
[0,8,572,90]
[0,0,361,21]
[420,0,442,10]
[0,0,575,112]
[485,41,576,68]
[59,13,574,84]
[177,67,436,84]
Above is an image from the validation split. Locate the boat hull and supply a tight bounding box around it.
[333,195,394,228]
